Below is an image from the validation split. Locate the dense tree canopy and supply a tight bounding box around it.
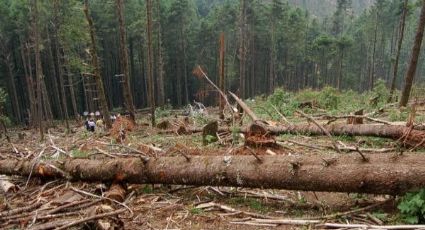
[0,0,424,124]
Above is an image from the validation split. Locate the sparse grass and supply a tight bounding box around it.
[189,207,204,215]
[360,137,389,148]
[142,185,153,194]
[228,197,269,213]
[155,104,173,119]
[388,109,409,122]
[336,135,356,143]
[70,149,89,158]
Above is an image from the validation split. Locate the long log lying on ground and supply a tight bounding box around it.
[269,123,425,146]
[186,123,425,146]
[2,154,425,195]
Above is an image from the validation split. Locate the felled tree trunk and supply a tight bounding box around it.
[266,123,425,147]
[186,123,425,147]
[1,154,425,195]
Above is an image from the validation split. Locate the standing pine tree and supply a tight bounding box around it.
[400,0,425,107]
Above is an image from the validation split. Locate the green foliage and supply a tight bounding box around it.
[204,134,218,144]
[142,185,153,194]
[318,87,340,110]
[189,207,204,215]
[371,211,389,222]
[155,104,173,119]
[294,89,319,102]
[71,149,89,158]
[267,88,289,108]
[371,79,390,107]
[0,0,422,123]
[0,115,11,126]
[267,89,299,117]
[231,126,240,144]
[0,88,10,125]
[398,189,425,224]
[0,88,6,106]
[388,109,409,122]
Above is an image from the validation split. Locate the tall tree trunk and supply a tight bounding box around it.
[239,0,246,98]
[155,0,165,106]
[250,37,255,97]
[219,32,226,111]
[41,80,53,122]
[66,67,78,118]
[138,43,147,108]
[146,0,156,126]
[116,0,136,121]
[389,0,409,102]
[337,49,344,90]
[399,0,425,106]
[31,0,45,140]
[176,60,182,106]
[387,22,398,83]
[53,0,69,130]
[369,12,379,90]
[83,0,112,128]
[46,31,63,119]
[269,23,276,94]
[129,37,136,105]
[24,42,38,126]
[62,42,79,118]
[182,32,189,105]
[20,40,36,126]
[0,37,22,123]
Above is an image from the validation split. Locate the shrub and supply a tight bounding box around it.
[267,88,290,108]
[398,189,425,224]
[371,79,390,107]
[318,86,339,109]
[294,88,319,102]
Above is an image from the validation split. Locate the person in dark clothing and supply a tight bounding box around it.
[87,119,96,132]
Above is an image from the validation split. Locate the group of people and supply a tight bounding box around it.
[82,111,121,132]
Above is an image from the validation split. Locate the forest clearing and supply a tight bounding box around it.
[1,86,425,229]
[2,0,425,229]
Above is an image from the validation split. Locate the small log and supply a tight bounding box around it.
[0,178,17,193]
[105,183,127,202]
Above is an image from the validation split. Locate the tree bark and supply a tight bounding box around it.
[369,11,378,90]
[23,41,38,126]
[2,154,425,195]
[41,80,54,123]
[83,0,112,128]
[400,0,425,107]
[185,123,425,147]
[239,0,247,98]
[0,37,22,123]
[389,0,408,103]
[146,0,156,126]
[20,40,36,126]
[62,43,79,119]
[52,0,70,130]
[182,30,189,105]
[219,33,225,111]
[31,0,45,140]
[116,0,136,121]
[46,31,63,120]
[155,0,165,106]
